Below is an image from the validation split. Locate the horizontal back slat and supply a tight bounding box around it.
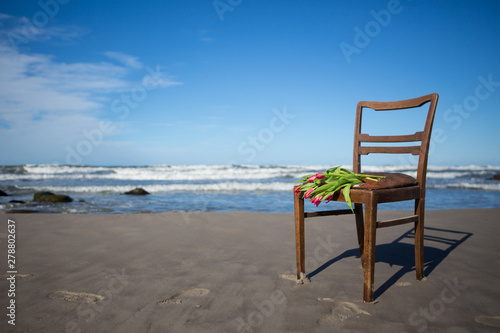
[358,131,423,143]
[358,146,421,155]
[359,95,433,111]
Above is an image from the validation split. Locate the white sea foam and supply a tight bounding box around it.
[430,182,500,191]
[2,164,500,193]
[15,180,499,193]
[1,164,329,181]
[13,181,295,194]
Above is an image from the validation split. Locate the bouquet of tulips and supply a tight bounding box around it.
[294,166,385,211]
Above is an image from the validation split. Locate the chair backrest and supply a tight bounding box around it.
[353,93,439,190]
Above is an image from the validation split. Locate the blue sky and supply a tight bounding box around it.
[0,0,499,166]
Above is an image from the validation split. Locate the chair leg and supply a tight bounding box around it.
[414,198,425,280]
[362,194,377,303]
[294,191,305,279]
[354,203,365,264]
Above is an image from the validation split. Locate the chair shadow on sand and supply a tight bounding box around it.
[306,226,473,300]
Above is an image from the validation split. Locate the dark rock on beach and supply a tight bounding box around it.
[5,209,39,214]
[33,191,73,203]
[0,190,9,196]
[9,200,31,204]
[124,188,150,195]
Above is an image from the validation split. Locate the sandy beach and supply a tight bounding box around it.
[1,209,499,332]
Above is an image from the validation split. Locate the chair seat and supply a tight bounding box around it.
[354,172,418,190]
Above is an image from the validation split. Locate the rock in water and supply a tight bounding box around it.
[0,190,8,196]
[124,188,150,195]
[491,174,500,181]
[33,191,73,203]
[9,200,31,204]
[5,209,39,214]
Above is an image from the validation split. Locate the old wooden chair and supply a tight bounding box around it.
[294,93,439,302]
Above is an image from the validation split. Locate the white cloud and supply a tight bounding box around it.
[104,51,143,69]
[142,65,183,88]
[0,17,182,164]
[0,44,130,123]
[0,14,86,49]
[0,13,11,22]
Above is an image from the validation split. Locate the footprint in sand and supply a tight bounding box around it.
[0,273,32,279]
[395,281,412,287]
[475,315,500,328]
[157,288,209,307]
[317,299,370,325]
[279,273,310,285]
[48,290,104,303]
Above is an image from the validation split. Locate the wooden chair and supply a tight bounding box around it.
[294,93,439,302]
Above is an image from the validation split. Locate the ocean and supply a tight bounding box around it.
[1,164,499,214]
